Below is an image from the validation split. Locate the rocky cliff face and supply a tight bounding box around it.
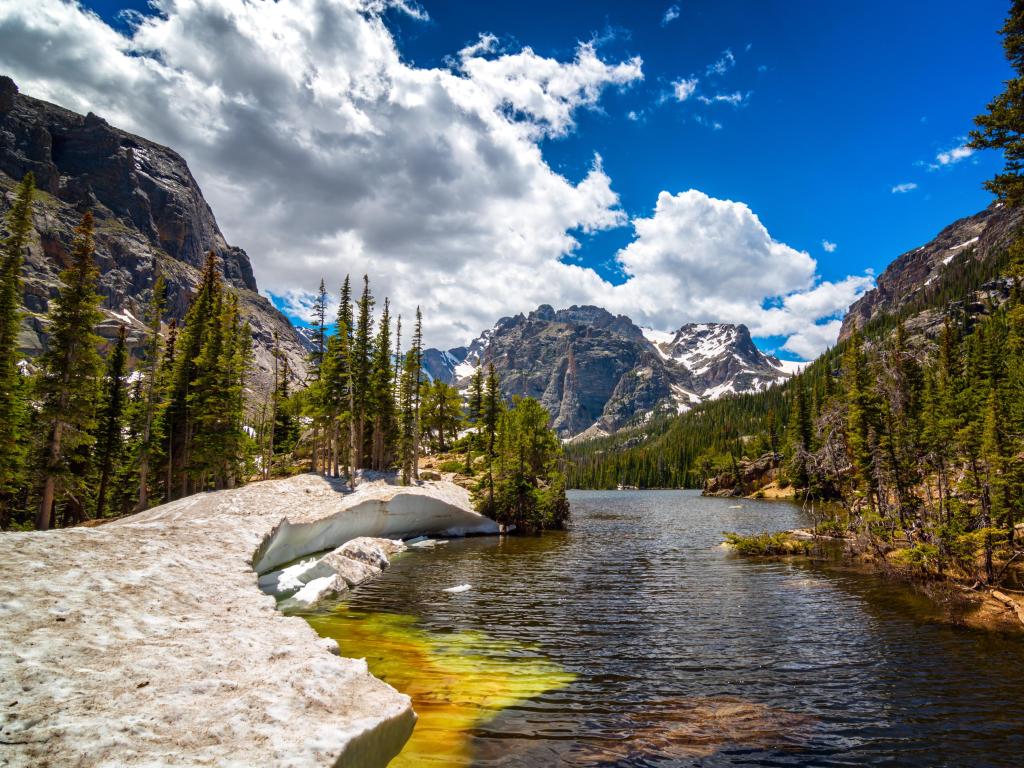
[0,76,309,390]
[424,304,792,439]
[839,201,1024,343]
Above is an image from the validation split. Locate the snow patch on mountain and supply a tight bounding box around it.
[424,307,795,439]
[771,359,808,375]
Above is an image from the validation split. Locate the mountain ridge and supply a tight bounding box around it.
[424,303,793,439]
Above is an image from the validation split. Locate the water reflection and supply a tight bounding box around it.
[301,490,1024,766]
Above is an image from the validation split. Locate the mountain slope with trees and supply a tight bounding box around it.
[0,75,308,392]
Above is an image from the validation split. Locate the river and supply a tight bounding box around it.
[300,490,1024,766]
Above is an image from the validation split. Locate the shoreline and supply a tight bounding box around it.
[0,474,499,768]
[723,529,1024,635]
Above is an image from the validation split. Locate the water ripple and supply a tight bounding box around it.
[309,490,1024,766]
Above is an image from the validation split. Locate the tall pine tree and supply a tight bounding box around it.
[94,324,128,518]
[0,172,34,526]
[970,0,1024,205]
[36,212,104,530]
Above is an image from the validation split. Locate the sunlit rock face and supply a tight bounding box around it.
[0,76,309,391]
[0,474,497,768]
[839,201,1024,343]
[423,305,792,438]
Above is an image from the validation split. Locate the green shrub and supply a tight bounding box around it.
[723,531,811,556]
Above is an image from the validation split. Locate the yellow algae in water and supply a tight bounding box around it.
[305,609,574,767]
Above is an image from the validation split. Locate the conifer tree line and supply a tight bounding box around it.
[0,173,254,530]
[294,278,568,530]
[466,365,569,531]
[298,274,422,483]
[0,175,567,532]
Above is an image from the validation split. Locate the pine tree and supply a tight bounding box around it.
[159,320,178,497]
[369,298,395,470]
[481,363,502,508]
[411,307,423,480]
[785,374,813,489]
[397,308,424,484]
[0,172,34,525]
[271,353,296,458]
[163,252,222,498]
[970,0,1024,205]
[474,394,567,531]
[339,276,357,482]
[320,278,354,478]
[308,278,328,473]
[94,324,128,518]
[469,367,484,426]
[421,380,464,453]
[218,294,253,488]
[134,275,167,511]
[351,276,374,474]
[311,278,328,374]
[187,274,228,488]
[35,212,104,530]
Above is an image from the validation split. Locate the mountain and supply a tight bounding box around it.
[423,304,793,439]
[565,197,1024,490]
[0,76,309,390]
[839,201,1024,343]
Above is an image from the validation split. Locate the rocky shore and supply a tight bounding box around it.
[0,474,498,767]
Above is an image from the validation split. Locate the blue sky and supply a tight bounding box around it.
[6,0,1012,357]
[385,0,1008,270]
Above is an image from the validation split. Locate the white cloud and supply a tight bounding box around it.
[672,76,698,102]
[456,37,643,139]
[822,240,837,253]
[706,48,735,76]
[661,4,680,26]
[931,140,974,169]
[0,0,868,360]
[602,191,873,358]
[781,320,844,359]
[697,91,748,106]
[0,0,644,347]
[891,182,918,194]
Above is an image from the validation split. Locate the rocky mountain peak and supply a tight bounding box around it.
[423,305,794,439]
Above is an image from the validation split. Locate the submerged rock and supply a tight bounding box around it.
[572,696,813,763]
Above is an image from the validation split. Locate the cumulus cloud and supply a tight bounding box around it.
[603,191,873,357]
[891,182,918,193]
[672,76,698,102]
[661,4,680,26]
[822,240,837,252]
[0,0,868,359]
[781,320,844,360]
[931,140,974,169]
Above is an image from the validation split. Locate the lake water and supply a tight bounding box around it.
[300,490,1024,766]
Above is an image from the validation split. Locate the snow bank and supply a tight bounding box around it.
[0,474,498,767]
[252,478,497,574]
